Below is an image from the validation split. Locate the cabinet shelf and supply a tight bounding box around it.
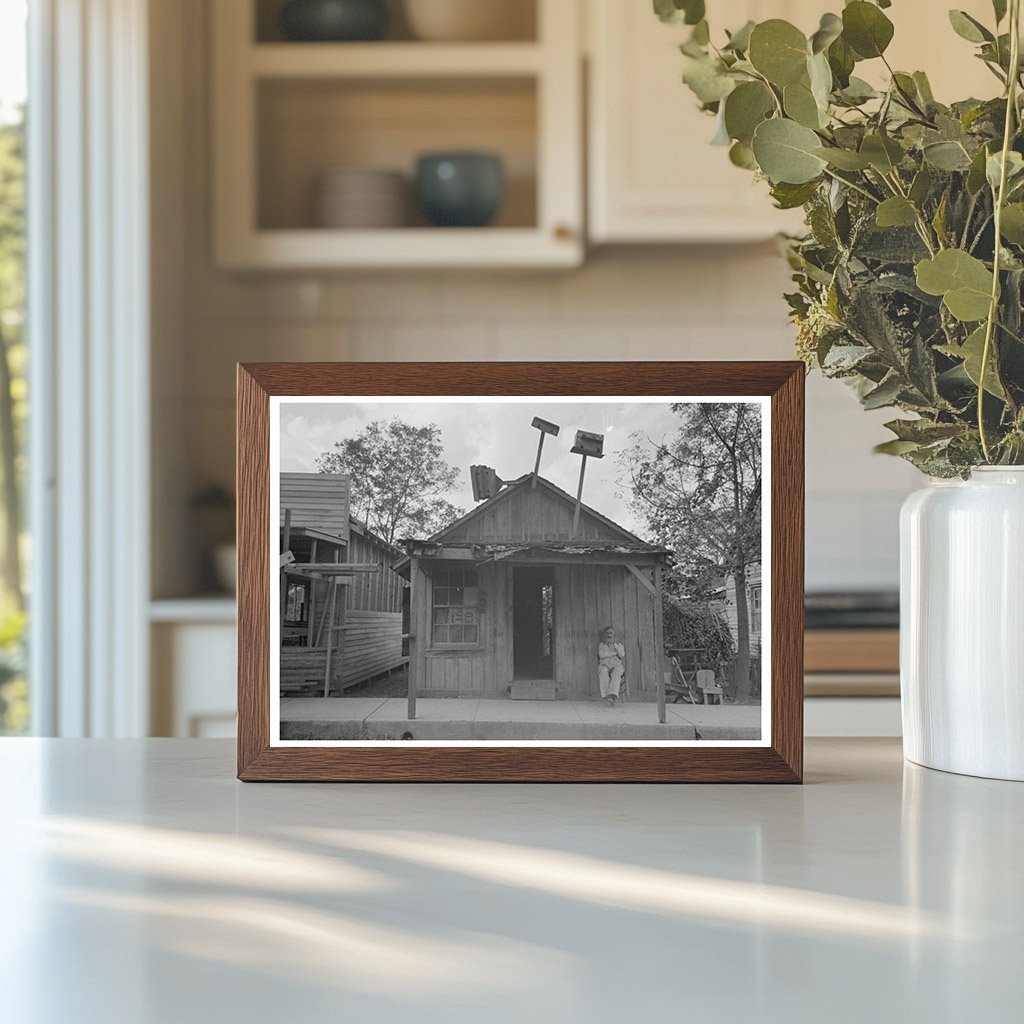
[218,226,580,270]
[249,42,545,79]
[212,0,582,269]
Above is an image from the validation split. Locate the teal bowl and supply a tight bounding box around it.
[281,0,388,42]
[415,153,505,228]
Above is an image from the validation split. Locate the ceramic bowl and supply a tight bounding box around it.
[403,0,534,41]
[316,168,407,228]
[415,152,504,227]
[281,0,388,42]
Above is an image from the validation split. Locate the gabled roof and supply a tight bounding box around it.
[424,473,650,547]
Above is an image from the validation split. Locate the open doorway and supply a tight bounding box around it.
[512,566,554,680]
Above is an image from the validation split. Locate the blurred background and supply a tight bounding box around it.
[0,0,997,739]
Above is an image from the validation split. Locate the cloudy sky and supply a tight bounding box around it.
[277,399,697,537]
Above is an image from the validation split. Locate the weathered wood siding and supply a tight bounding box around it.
[281,517,405,694]
[408,559,660,701]
[339,610,404,687]
[281,611,405,694]
[410,560,511,697]
[280,472,350,541]
[345,527,404,613]
[552,564,659,701]
[441,483,628,545]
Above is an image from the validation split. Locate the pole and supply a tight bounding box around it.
[322,579,338,698]
[407,555,418,720]
[532,432,546,488]
[653,562,666,725]
[280,509,292,631]
[572,455,588,538]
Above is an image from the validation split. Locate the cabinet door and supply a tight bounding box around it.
[587,0,997,244]
[587,0,809,243]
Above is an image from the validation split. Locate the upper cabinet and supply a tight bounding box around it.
[586,0,999,245]
[211,0,1006,266]
[211,0,584,269]
[587,0,816,244]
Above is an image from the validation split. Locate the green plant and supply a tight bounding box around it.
[658,0,1024,475]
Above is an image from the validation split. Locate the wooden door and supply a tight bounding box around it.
[512,566,555,680]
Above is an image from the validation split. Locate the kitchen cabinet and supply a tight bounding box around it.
[587,0,812,243]
[211,0,583,269]
[587,0,998,244]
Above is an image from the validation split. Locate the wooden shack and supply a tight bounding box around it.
[399,474,671,704]
[279,473,406,695]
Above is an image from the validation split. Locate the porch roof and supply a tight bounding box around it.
[394,539,672,575]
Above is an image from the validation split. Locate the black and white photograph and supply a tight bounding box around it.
[270,396,769,745]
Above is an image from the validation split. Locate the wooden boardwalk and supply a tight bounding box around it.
[280,697,762,742]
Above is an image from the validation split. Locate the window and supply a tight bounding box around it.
[284,578,310,626]
[432,568,479,646]
[0,0,27,735]
[749,584,762,634]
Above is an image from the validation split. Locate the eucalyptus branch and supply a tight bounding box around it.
[822,168,880,205]
[979,0,1021,461]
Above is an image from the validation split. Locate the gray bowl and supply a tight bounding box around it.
[280,0,388,42]
[415,152,505,228]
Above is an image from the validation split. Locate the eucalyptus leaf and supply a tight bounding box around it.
[724,81,775,144]
[827,35,856,88]
[913,71,935,104]
[842,1,895,59]
[683,57,736,104]
[948,10,994,44]
[1000,203,1024,244]
[940,326,1006,398]
[909,165,933,205]
[862,374,903,409]
[729,140,757,169]
[748,20,809,86]
[915,250,994,322]
[876,197,919,228]
[986,150,1024,191]
[814,146,872,170]
[653,0,705,26]
[874,438,922,455]
[770,180,820,209]
[751,118,828,184]
[993,0,1008,24]
[860,133,904,173]
[967,144,991,193]
[923,140,973,171]
[784,80,825,129]
[724,20,755,53]
[808,52,833,109]
[810,12,843,54]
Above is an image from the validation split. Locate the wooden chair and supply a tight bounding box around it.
[666,655,701,704]
[696,669,724,705]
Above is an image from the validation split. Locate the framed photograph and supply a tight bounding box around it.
[237,362,804,782]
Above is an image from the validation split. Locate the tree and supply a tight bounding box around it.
[316,418,465,546]
[623,403,762,700]
[0,113,25,609]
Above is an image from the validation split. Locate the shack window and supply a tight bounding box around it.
[432,568,479,646]
[284,577,310,626]
[749,584,762,634]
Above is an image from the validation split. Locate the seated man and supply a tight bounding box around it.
[597,626,625,706]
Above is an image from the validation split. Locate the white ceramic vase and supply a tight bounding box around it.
[900,467,1024,780]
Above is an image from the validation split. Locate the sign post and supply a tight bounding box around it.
[570,430,604,537]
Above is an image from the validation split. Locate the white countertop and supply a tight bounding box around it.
[1,738,1020,1023]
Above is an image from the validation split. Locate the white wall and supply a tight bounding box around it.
[157,0,921,600]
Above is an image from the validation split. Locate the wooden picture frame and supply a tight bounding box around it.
[237,362,804,782]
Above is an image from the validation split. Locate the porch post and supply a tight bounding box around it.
[322,579,338,699]
[407,555,418,720]
[653,561,666,724]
